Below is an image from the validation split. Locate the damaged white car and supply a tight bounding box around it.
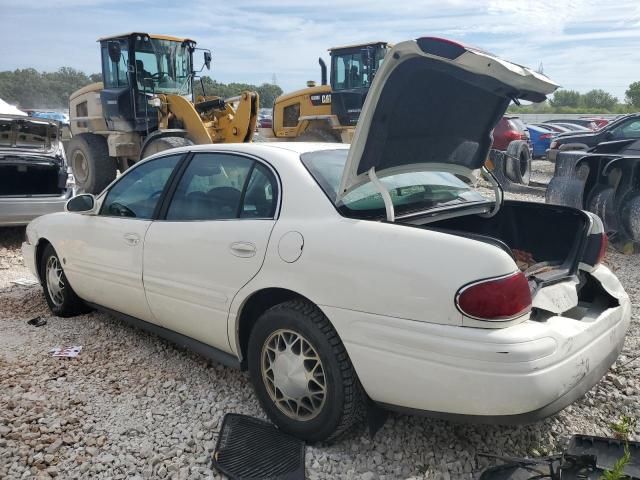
[23,37,631,442]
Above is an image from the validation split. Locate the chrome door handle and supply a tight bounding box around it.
[123,233,140,246]
[230,242,256,257]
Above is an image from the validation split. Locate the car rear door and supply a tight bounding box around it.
[61,153,183,321]
[142,151,279,352]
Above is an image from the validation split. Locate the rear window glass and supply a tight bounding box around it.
[301,149,488,219]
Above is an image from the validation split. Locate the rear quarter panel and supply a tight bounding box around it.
[228,149,519,352]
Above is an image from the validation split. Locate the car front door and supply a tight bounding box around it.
[61,153,182,321]
[142,152,279,352]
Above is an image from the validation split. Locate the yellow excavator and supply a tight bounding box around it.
[67,32,258,193]
[265,42,389,143]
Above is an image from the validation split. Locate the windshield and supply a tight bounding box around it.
[301,149,488,218]
[134,37,192,96]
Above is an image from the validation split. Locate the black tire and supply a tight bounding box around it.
[141,136,193,159]
[297,128,341,143]
[248,300,365,442]
[39,244,89,317]
[67,134,116,194]
[505,140,532,185]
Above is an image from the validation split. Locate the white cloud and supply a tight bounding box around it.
[0,0,638,99]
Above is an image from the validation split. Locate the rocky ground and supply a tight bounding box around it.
[0,161,639,479]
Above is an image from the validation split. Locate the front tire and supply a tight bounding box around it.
[248,300,364,442]
[40,244,88,317]
[140,136,193,159]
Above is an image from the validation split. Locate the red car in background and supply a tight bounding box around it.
[492,116,533,153]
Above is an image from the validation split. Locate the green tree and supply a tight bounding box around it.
[581,89,618,111]
[625,81,640,108]
[549,89,581,108]
[256,83,283,108]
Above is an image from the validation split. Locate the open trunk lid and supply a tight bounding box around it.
[337,37,559,201]
[0,115,61,154]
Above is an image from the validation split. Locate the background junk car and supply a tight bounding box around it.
[22,38,631,442]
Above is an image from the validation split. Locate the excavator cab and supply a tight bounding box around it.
[329,42,389,127]
[99,32,201,132]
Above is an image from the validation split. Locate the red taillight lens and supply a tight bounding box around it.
[456,272,532,321]
[540,133,553,140]
[504,130,520,142]
[597,233,608,264]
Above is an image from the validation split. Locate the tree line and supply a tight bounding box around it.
[508,83,640,114]
[0,67,283,110]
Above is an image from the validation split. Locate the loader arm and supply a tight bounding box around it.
[159,91,259,144]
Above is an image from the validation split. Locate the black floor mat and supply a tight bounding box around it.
[212,414,305,480]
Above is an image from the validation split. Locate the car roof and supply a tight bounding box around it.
[143,142,349,163]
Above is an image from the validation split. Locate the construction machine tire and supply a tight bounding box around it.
[297,128,340,143]
[505,140,531,185]
[141,136,194,159]
[67,134,116,194]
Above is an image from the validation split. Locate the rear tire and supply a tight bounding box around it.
[297,128,340,143]
[141,136,193,159]
[67,134,116,194]
[39,244,89,317]
[248,300,365,442]
[505,140,531,185]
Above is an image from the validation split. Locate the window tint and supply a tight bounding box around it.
[166,153,253,220]
[241,164,278,218]
[101,154,181,219]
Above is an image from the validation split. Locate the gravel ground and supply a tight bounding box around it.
[1,160,638,479]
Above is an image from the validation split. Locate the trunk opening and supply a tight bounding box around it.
[415,201,589,283]
[0,162,65,196]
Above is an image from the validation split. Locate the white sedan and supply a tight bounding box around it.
[23,38,630,442]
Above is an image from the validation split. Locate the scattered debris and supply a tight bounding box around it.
[479,435,640,480]
[11,277,38,287]
[27,316,47,327]
[50,346,82,358]
[513,249,536,271]
[213,413,305,480]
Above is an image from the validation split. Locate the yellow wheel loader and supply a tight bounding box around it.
[67,32,258,193]
[266,42,389,144]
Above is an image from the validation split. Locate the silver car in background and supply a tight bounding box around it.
[0,115,74,226]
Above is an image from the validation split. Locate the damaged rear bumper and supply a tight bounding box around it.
[325,265,631,423]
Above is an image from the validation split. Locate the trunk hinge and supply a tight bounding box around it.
[480,166,504,218]
[368,167,395,222]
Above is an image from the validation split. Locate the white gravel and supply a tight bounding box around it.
[1,161,638,479]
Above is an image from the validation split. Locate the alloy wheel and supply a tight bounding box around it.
[46,256,65,307]
[261,329,327,421]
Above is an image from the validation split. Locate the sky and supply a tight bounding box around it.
[1,0,639,100]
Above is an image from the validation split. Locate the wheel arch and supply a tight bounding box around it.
[234,287,325,369]
[34,237,52,284]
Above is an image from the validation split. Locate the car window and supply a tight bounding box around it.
[241,164,278,218]
[100,154,181,219]
[612,118,640,139]
[301,149,488,218]
[166,153,253,221]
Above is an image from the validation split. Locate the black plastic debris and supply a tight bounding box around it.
[479,435,640,480]
[212,414,305,480]
[27,316,47,327]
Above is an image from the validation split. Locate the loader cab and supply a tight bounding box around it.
[99,33,196,132]
[329,42,389,127]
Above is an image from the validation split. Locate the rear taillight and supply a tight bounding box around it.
[456,272,532,321]
[540,133,553,140]
[597,233,608,264]
[504,130,521,142]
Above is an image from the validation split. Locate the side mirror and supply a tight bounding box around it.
[108,41,122,64]
[66,194,96,214]
[204,51,212,70]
